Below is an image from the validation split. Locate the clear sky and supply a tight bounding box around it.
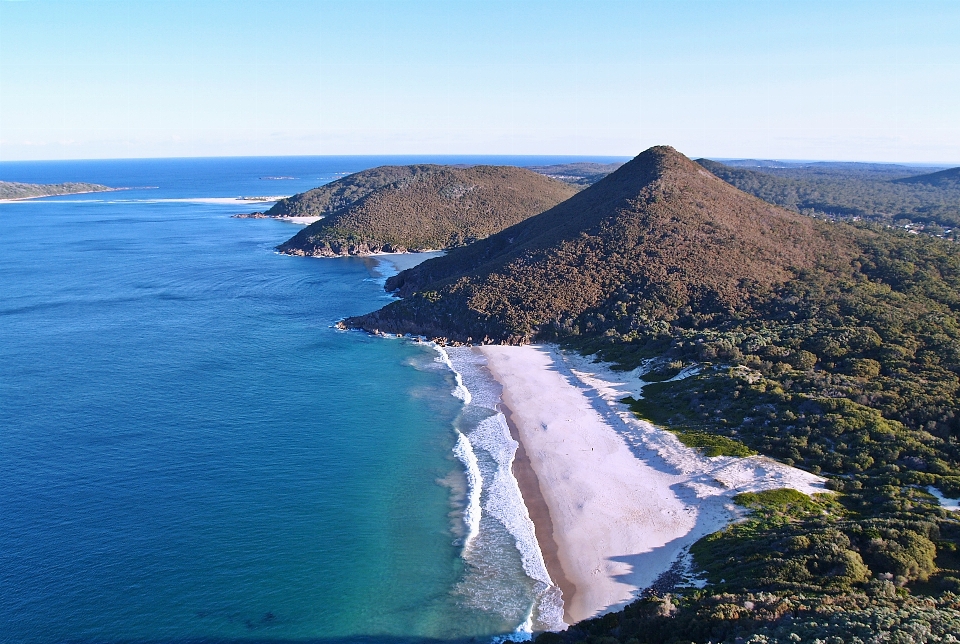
[1,0,957,162]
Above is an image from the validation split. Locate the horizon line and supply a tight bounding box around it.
[0,152,956,167]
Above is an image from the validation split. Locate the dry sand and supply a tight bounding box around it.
[478,344,826,625]
[0,189,118,203]
[277,216,321,224]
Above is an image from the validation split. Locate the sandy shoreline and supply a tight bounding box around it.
[477,344,826,625]
[277,216,320,224]
[0,188,120,203]
[497,397,578,618]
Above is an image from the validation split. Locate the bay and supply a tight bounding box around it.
[0,156,617,642]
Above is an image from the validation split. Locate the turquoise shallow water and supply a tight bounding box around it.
[0,156,620,642]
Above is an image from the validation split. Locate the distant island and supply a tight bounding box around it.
[274,164,578,256]
[0,180,116,201]
[343,147,960,641]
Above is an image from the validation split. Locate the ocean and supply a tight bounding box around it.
[0,156,618,642]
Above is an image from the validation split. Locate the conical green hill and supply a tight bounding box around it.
[346,146,847,342]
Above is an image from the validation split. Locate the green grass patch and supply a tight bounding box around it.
[734,488,819,512]
[730,488,840,530]
[619,392,686,425]
[670,429,756,457]
[620,395,756,457]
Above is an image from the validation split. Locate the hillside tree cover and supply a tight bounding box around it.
[275,165,577,256]
[345,148,960,643]
[697,159,960,232]
[0,180,113,200]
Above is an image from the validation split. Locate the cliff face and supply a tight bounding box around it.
[345,146,846,342]
[276,165,578,257]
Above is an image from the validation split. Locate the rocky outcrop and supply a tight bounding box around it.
[282,240,416,257]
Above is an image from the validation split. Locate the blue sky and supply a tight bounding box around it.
[1,0,957,162]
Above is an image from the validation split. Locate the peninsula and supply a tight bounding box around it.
[0,180,115,201]
[276,165,577,256]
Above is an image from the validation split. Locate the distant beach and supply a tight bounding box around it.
[0,188,120,203]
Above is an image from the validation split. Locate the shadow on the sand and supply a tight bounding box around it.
[536,346,737,615]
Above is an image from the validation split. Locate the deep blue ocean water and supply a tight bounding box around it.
[0,156,622,643]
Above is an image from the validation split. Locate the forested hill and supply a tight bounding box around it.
[277,165,577,256]
[264,165,433,219]
[347,146,838,342]
[895,166,960,188]
[697,158,960,231]
[348,147,960,642]
[0,180,114,200]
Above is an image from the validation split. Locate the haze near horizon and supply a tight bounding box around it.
[1,0,958,164]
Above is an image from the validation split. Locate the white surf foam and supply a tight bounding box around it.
[469,413,552,584]
[419,341,566,632]
[454,430,483,550]
[446,347,566,633]
[424,342,480,553]
[429,343,472,404]
[491,608,534,643]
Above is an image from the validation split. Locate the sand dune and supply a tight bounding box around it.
[477,344,825,625]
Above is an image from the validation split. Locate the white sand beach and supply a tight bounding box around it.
[0,188,119,203]
[477,344,825,625]
[277,216,320,224]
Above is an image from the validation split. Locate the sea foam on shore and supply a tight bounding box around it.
[431,345,566,634]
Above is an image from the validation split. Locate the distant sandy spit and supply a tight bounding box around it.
[153,197,290,205]
[0,196,292,205]
[477,345,825,626]
[0,188,119,203]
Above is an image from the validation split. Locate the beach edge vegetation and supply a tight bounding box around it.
[344,147,960,642]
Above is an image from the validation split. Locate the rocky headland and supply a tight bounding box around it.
[276,164,578,257]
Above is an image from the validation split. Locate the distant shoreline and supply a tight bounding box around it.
[0,187,121,203]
